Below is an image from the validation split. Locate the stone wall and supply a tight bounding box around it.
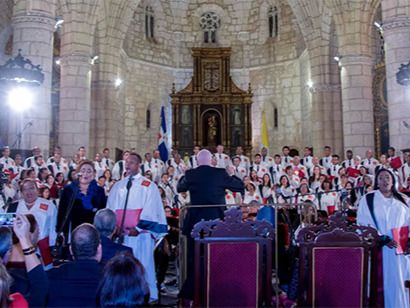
[123,56,175,153]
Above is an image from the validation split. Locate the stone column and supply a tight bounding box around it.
[309,83,343,154]
[339,55,374,156]
[59,53,92,157]
[382,15,410,150]
[9,10,54,155]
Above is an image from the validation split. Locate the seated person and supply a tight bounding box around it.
[97,252,149,307]
[47,223,103,307]
[4,214,48,307]
[93,209,132,264]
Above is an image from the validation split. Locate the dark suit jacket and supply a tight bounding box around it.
[101,236,133,263]
[47,259,103,307]
[177,165,244,235]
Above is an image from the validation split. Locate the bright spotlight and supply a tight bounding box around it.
[55,19,64,29]
[333,56,340,62]
[374,21,383,31]
[8,88,33,112]
[55,58,61,65]
[114,78,123,88]
[307,80,314,88]
[91,55,99,65]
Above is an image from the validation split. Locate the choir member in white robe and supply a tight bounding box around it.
[232,156,247,180]
[112,151,130,181]
[24,146,41,168]
[107,153,167,302]
[301,147,314,173]
[281,146,291,168]
[294,183,318,209]
[319,146,333,169]
[11,179,57,267]
[101,148,115,170]
[271,155,283,185]
[318,179,339,214]
[235,146,250,171]
[361,149,379,175]
[341,149,355,169]
[0,146,15,171]
[260,147,274,169]
[168,154,187,178]
[400,152,410,189]
[357,169,410,308]
[47,153,69,179]
[327,154,341,177]
[187,146,200,169]
[215,145,231,168]
[94,153,105,179]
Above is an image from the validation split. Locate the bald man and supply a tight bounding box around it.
[177,149,244,301]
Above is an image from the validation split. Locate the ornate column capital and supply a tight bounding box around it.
[60,52,92,66]
[383,16,410,32]
[12,12,55,31]
[309,83,341,93]
[339,54,372,67]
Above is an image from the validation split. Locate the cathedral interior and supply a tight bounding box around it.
[0,0,409,159]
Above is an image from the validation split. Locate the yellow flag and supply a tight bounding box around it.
[261,111,269,148]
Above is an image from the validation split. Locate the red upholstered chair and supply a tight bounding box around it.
[192,207,274,307]
[297,212,379,307]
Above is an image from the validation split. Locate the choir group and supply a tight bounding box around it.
[1,144,409,214]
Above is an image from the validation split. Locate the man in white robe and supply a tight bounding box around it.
[357,169,410,308]
[107,152,167,303]
[9,179,57,268]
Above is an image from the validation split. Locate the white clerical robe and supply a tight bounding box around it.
[16,198,57,267]
[107,174,167,302]
[16,198,57,246]
[358,190,410,308]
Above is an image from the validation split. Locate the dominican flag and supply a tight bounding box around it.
[158,106,169,162]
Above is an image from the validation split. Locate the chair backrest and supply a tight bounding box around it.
[297,212,378,307]
[192,207,275,307]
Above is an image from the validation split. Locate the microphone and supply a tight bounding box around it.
[76,173,82,178]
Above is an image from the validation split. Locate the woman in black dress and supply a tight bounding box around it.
[57,160,106,240]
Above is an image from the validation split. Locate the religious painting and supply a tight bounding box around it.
[231,127,243,147]
[202,111,221,147]
[180,105,191,124]
[181,126,193,147]
[203,61,220,92]
[231,106,242,125]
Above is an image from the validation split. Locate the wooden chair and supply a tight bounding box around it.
[192,207,275,307]
[297,212,379,307]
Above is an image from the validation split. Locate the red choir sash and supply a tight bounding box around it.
[392,226,409,255]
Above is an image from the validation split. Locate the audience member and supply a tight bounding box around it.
[47,223,103,307]
[6,214,48,307]
[93,208,132,264]
[97,253,149,307]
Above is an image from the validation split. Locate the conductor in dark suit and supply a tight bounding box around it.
[177,149,244,301]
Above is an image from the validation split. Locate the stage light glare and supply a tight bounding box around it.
[374,21,383,31]
[114,78,123,88]
[8,88,33,112]
[55,19,64,29]
[333,56,340,62]
[307,80,314,88]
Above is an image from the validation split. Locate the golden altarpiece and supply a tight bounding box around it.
[171,48,253,156]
